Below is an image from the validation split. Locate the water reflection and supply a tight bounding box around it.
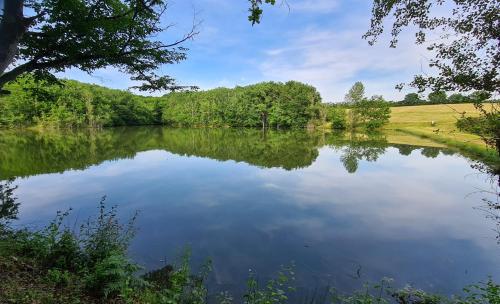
[0,127,474,179]
[0,127,499,297]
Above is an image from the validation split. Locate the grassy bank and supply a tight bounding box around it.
[384,104,499,165]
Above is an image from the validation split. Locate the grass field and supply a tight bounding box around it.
[384,103,498,164]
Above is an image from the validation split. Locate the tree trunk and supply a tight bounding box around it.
[0,0,25,86]
[261,112,267,130]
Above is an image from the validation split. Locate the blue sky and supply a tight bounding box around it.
[61,0,432,102]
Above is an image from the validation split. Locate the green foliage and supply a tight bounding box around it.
[459,278,500,304]
[392,286,444,304]
[79,198,142,298]
[243,265,296,304]
[469,91,493,103]
[364,0,498,94]
[326,106,347,130]
[140,251,211,304]
[85,251,141,299]
[457,102,500,155]
[401,93,423,106]
[248,0,277,25]
[330,278,500,304]
[80,198,138,265]
[428,91,448,104]
[161,81,322,129]
[0,0,196,92]
[345,81,365,104]
[345,82,366,129]
[343,82,390,131]
[0,77,322,129]
[45,269,72,288]
[351,95,391,131]
[330,279,394,304]
[448,94,469,104]
[0,75,161,128]
[393,91,498,106]
[0,194,144,300]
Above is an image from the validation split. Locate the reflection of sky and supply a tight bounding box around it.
[12,146,500,296]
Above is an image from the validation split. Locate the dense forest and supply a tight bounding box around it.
[161,81,322,128]
[0,77,161,128]
[0,77,323,129]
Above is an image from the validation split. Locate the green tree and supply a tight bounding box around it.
[428,91,448,104]
[363,0,498,94]
[345,82,365,128]
[0,0,197,93]
[160,81,321,129]
[344,82,365,104]
[361,0,499,155]
[401,93,422,105]
[448,93,468,104]
[0,76,162,128]
[352,95,391,131]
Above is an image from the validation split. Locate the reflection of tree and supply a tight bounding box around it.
[471,162,500,244]
[334,133,388,174]
[396,145,415,156]
[0,179,19,229]
[0,128,323,179]
[421,147,440,158]
[340,152,359,174]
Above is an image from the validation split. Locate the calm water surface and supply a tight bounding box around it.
[1,127,498,297]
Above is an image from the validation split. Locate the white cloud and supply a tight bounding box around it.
[260,26,432,102]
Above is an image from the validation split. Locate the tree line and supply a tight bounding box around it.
[0,76,395,132]
[0,77,324,129]
[161,81,322,128]
[393,91,496,107]
[0,76,162,128]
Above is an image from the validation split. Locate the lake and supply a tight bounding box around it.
[1,127,498,299]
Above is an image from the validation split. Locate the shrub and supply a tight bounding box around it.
[243,264,296,304]
[84,251,142,298]
[327,107,347,130]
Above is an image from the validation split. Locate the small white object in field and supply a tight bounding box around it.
[431,121,436,126]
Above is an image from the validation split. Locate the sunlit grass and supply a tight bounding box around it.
[385,103,496,149]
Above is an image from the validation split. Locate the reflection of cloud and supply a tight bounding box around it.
[256,148,493,245]
[12,141,500,291]
[262,183,282,190]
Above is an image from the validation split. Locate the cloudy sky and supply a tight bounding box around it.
[61,0,433,102]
